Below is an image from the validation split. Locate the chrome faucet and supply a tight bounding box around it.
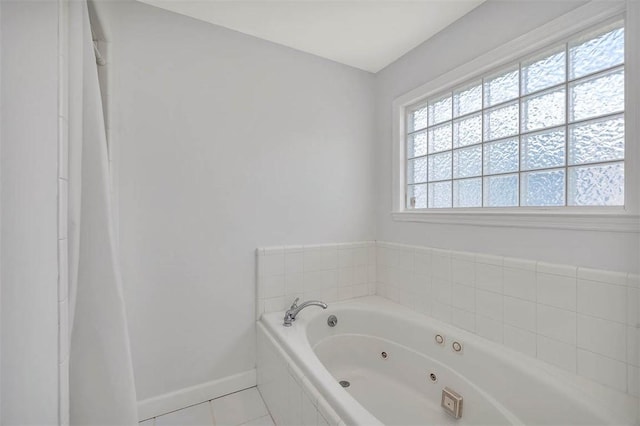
[283,297,327,326]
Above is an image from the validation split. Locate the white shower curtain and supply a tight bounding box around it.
[67,1,138,424]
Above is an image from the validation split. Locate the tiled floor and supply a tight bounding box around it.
[140,387,274,426]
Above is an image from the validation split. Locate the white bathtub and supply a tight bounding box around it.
[257,296,635,425]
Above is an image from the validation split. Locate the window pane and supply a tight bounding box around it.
[522,47,566,95]
[428,122,452,153]
[484,138,518,175]
[428,151,452,182]
[568,162,624,206]
[484,174,518,207]
[521,128,565,171]
[407,184,427,209]
[407,157,428,184]
[453,82,482,117]
[569,23,624,80]
[521,87,565,132]
[407,131,427,158]
[453,145,482,179]
[569,115,624,166]
[453,113,482,148]
[484,102,518,141]
[453,178,482,207]
[428,181,452,208]
[484,67,519,107]
[428,94,452,126]
[408,105,428,132]
[521,169,565,206]
[569,68,624,122]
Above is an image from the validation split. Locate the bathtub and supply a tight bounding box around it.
[257,296,635,425]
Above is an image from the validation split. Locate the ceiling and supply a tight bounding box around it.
[136,0,485,73]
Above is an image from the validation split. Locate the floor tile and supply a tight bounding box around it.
[155,402,214,426]
[211,388,269,426]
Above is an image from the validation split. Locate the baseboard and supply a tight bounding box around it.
[137,369,257,421]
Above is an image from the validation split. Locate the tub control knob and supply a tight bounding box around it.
[452,341,462,352]
[435,334,444,345]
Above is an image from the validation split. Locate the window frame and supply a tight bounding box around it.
[391,1,639,232]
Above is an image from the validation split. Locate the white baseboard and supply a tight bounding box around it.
[137,369,257,421]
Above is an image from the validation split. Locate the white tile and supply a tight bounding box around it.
[577,314,626,362]
[414,249,432,275]
[537,262,577,277]
[338,267,355,287]
[433,276,452,305]
[259,254,284,277]
[264,296,288,314]
[537,273,576,311]
[537,304,576,345]
[452,283,475,312]
[628,365,639,397]
[353,247,368,266]
[628,274,640,289]
[577,349,627,392]
[503,268,536,302]
[577,280,626,323]
[353,265,367,285]
[451,250,475,262]
[475,254,503,266]
[239,416,274,426]
[304,270,338,291]
[284,273,303,296]
[475,263,503,294]
[476,314,503,343]
[628,287,639,327]
[452,308,475,332]
[503,257,536,271]
[155,403,213,426]
[432,303,452,323]
[287,373,302,426]
[431,253,451,280]
[537,335,576,373]
[261,275,285,299]
[303,249,337,272]
[410,272,430,295]
[504,296,535,332]
[452,259,474,286]
[577,267,627,286]
[338,248,354,268]
[503,325,536,357]
[139,419,154,426]
[475,290,502,321]
[285,252,304,275]
[211,388,268,426]
[397,249,414,271]
[627,326,639,367]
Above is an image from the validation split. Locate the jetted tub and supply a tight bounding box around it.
[257,296,634,425]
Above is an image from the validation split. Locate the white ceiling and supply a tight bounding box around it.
[136,0,484,72]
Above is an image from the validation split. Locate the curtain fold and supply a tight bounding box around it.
[67,1,138,424]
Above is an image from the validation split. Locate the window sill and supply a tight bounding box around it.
[391,210,640,232]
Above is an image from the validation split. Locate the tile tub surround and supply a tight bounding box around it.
[256,242,377,318]
[376,241,640,397]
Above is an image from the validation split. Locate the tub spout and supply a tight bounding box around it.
[283,297,327,326]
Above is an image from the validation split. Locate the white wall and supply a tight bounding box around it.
[97,1,375,405]
[0,1,60,424]
[374,0,640,273]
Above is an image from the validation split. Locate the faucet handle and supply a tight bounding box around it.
[290,297,300,309]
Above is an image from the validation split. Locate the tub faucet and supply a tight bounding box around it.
[283,297,328,326]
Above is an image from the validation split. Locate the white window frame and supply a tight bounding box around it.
[391,1,640,232]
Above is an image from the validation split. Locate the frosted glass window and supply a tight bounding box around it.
[453,113,482,148]
[429,181,452,208]
[429,94,452,126]
[453,178,482,208]
[521,169,566,206]
[522,48,566,95]
[404,20,625,210]
[407,131,427,158]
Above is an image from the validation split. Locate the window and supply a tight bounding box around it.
[405,20,625,210]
